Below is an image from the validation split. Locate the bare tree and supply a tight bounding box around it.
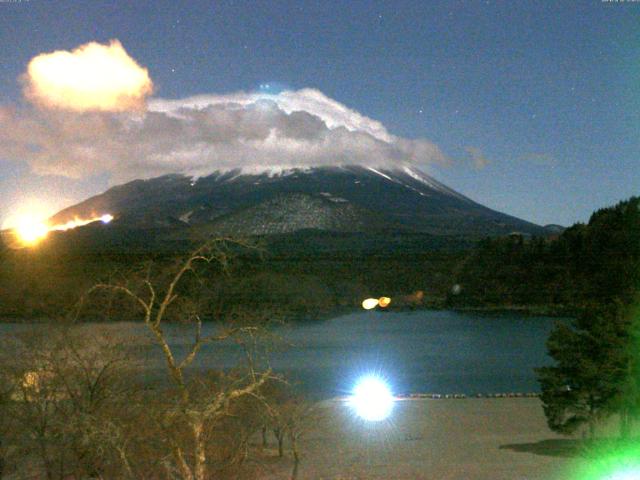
[0,239,304,479]
[258,380,321,480]
[0,324,140,480]
[286,400,319,480]
[0,370,12,479]
[85,239,275,480]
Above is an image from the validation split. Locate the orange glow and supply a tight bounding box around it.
[4,211,114,247]
[378,297,391,308]
[13,215,49,246]
[49,213,113,233]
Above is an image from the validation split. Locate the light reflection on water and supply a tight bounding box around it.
[0,310,558,399]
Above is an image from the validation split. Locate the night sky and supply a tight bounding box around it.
[1,0,639,226]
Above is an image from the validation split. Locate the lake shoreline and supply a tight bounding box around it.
[0,303,574,324]
[448,304,577,318]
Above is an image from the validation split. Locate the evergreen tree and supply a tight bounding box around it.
[616,305,640,438]
[536,304,630,438]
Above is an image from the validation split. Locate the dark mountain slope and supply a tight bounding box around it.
[50,165,547,238]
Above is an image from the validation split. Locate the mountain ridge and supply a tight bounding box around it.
[50,165,549,238]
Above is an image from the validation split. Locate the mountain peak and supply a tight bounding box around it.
[50,165,545,238]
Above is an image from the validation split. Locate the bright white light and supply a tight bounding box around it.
[605,468,640,480]
[349,376,394,421]
[13,215,49,245]
[362,298,379,310]
[100,214,113,224]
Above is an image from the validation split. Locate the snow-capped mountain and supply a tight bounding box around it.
[51,165,547,237]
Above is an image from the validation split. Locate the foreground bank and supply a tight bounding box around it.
[257,398,571,479]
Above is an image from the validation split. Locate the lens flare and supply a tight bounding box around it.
[605,469,640,480]
[567,441,640,480]
[349,375,394,421]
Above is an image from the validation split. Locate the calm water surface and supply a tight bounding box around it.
[1,310,559,398]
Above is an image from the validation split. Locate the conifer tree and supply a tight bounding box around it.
[536,304,630,438]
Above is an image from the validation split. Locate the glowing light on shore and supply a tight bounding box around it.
[362,298,379,310]
[361,297,391,309]
[349,376,394,421]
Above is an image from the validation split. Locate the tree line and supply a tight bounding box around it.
[447,197,640,312]
[449,197,640,439]
[0,231,462,322]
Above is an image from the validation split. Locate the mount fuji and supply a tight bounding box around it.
[50,165,548,242]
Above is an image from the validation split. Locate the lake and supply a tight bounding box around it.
[260,310,558,397]
[0,310,559,398]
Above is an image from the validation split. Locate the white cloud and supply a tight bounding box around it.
[23,40,153,112]
[0,88,450,184]
[150,88,394,143]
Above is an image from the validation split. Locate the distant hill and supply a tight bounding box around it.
[543,224,566,234]
[446,196,640,312]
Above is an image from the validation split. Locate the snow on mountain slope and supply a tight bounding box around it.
[50,165,546,237]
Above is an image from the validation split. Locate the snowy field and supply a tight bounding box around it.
[258,398,578,480]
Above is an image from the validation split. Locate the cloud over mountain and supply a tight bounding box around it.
[1,88,449,183]
[0,40,452,184]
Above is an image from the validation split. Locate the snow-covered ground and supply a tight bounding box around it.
[256,398,577,480]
